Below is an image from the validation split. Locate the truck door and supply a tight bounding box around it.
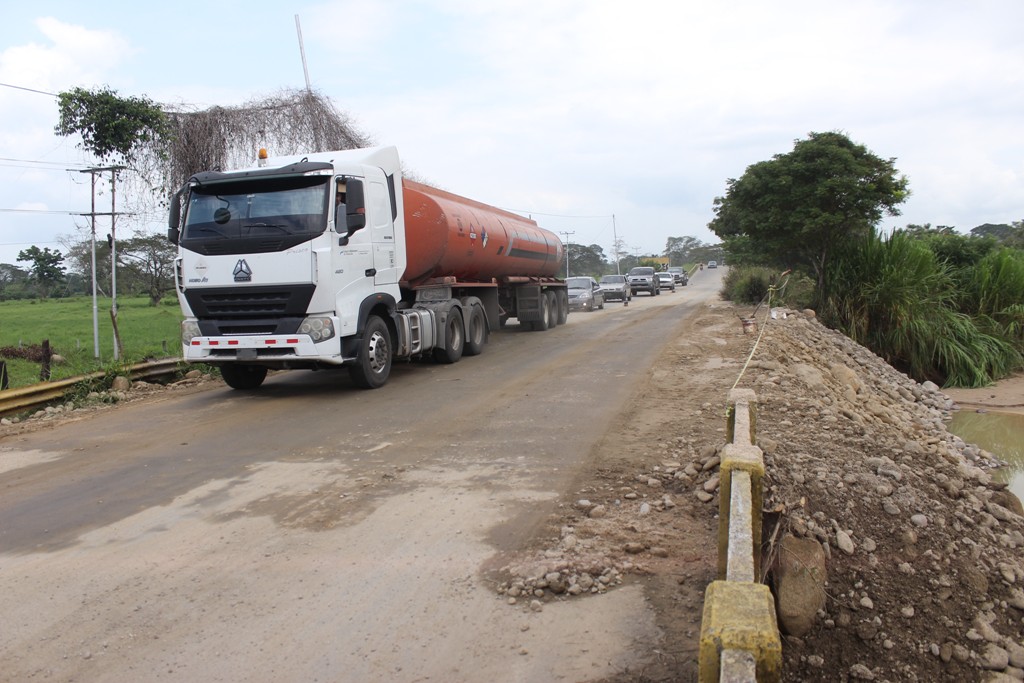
[367,177,398,287]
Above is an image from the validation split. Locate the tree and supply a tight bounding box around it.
[118,234,178,304]
[0,263,30,300]
[54,86,171,166]
[16,246,66,298]
[708,131,909,295]
[563,243,608,278]
[663,236,703,265]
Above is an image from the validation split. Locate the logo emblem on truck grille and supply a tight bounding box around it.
[233,259,252,282]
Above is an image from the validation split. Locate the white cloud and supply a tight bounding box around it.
[1,1,1023,264]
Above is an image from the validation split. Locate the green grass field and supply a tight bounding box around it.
[0,296,184,390]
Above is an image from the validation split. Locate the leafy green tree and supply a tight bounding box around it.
[708,131,909,296]
[0,263,30,300]
[663,236,702,265]
[54,87,170,166]
[16,246,66,298]
[901,227,997,271]
[563,243,608,278]
[118,234,178,305]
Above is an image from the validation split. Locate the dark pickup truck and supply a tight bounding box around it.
[627,266,660,296]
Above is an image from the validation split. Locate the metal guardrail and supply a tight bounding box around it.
[0,357,184,419]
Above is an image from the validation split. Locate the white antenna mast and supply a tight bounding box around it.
[295,15,312,91]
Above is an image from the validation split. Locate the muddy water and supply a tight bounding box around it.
[948,410,1024,501]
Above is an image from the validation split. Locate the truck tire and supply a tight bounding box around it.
[434,308,465,363]
[556,290,569,325]
[464,305,486,356]
[544,291,558,329]
[348,315,392,389]
[532,293,551,331]
[221,364,268,390]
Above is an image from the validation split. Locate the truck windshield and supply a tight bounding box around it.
[181,175,330,249]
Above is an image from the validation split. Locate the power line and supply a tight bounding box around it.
[501,208,612,219]
[0,82,58,97]
[0,208,83,215]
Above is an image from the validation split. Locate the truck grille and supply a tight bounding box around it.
[184,284,317,337]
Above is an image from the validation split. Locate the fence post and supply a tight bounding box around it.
[39,339,52,382]
[0,360,8,390]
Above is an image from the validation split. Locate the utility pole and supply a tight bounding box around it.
[612,214,620,274]
[78,165,126,361]
[558,230,575,277]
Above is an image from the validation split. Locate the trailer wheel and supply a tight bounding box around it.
[434,307,465,363]
[544,291,558,329]
[531,293,551,331]
[348,315,392,389]
[556,290,568,325]
[464,305,486,356]
[221,364,268,390]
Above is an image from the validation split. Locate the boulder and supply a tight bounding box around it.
[773,533,827,637]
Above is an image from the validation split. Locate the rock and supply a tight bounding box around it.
[980,643,1010,671]
[911,514,929,528]
[696,491,714,503]
[988,502,1020,523]
[703,476,720,493]
[110,375,131,392]
[849,663,875,679]
[588,505,607,519]
[835,529,855,555]
[772,534,826,637]
[623,542,645,554]
[529,600,543,613]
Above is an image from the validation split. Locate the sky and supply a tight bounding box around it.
[1,0,1022,269]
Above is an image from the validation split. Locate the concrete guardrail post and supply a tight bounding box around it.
[699,388,781,682]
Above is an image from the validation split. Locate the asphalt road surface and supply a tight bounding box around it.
[1,269,724,682]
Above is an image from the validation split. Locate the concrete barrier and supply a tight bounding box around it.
[699,389,781,682]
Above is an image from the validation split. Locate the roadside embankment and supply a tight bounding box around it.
[742,308,1024,682]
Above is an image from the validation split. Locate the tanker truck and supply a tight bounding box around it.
[166,146,568,390]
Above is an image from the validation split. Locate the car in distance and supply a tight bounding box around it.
[598,274,631,302]
[667,266,688,286]
[627,266,660,296]
[707,260,718,269]
[566,276,605,312]
[656,271,676,292]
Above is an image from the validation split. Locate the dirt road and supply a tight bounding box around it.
[0,271,735,682]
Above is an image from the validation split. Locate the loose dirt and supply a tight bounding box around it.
[4,298,1022,682]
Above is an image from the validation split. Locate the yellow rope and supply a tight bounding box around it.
[728,271,792,394]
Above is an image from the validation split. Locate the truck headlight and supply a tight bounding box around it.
[181,320,200,345]
[299,316,335,342]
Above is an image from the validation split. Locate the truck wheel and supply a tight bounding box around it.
[434,308,465,363]
[544,291,558,329]
[532,292,551,331]
[348,315,392,389]
[220,364,267,390]
[556,290,569,325]
[464,305,486,356]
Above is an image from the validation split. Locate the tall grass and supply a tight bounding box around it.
[0,296,183,389]
[817,230,1022,387]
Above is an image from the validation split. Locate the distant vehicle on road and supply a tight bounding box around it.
[656,272,676,292]
[598,274,631,302]
[707,260,718,269]
[566,276,605,312]
[667,266,688,286]
[627,266,660,296]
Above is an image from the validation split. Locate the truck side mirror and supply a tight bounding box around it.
[345,178,367,234]
[167,190,182,244]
